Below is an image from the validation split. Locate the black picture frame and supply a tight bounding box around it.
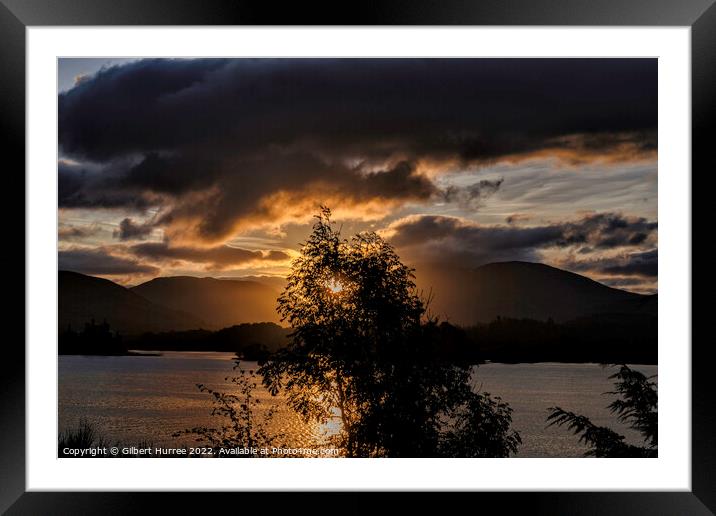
[2,1,712,513]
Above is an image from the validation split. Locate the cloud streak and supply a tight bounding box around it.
[58,224,103,241]
[126,242,290,270]
[59,248,159,276]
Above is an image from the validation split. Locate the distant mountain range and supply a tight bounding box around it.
[217,275,287,292]
[59,271,281,334]
[413,261,656,325]
[59,261,656,335]
[59,271,206,334]
[131,276,281,328]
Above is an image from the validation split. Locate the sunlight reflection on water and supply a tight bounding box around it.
[58,352,656,457]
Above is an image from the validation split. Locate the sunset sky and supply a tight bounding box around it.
[58,58,657,293]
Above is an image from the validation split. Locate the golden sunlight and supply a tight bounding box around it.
[326,277,344,294]
[314,406,343,439]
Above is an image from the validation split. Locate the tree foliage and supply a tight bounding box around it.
[259,207,520,457]
[174,363,283,456]
[547,364,657,457]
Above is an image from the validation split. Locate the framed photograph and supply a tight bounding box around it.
[4,0,712,512]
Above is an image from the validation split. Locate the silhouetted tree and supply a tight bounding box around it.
[126,323,289,356]
[59,319,125,355]
[465,314,657,364]
[259,208,520,457]
[547,365,657,457]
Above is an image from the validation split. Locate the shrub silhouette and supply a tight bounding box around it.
[259,207,520,457]
[58,420,157,457]
[547,364,657,457]
[174,362,285,456]
[58,419,107,456]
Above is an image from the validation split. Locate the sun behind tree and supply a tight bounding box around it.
[259,207,520,457]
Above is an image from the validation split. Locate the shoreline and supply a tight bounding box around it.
[58,352,657,366]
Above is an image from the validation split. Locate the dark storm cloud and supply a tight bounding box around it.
[565,249,658,278]
[58,161,84,205]
[59,248,159,275]
[59,160,157,211]
[441,178,504,209]
[386,212,657,268]
[137,157,441,243]
[557,213,657,249]
[58,58,657,241]
[127,241,290,270]
[359,161,437,200]
[114,218,154,241]
[119,153,220,195]
[603,249,658,276]
[59,59,230,160]
[59,59,657,162]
